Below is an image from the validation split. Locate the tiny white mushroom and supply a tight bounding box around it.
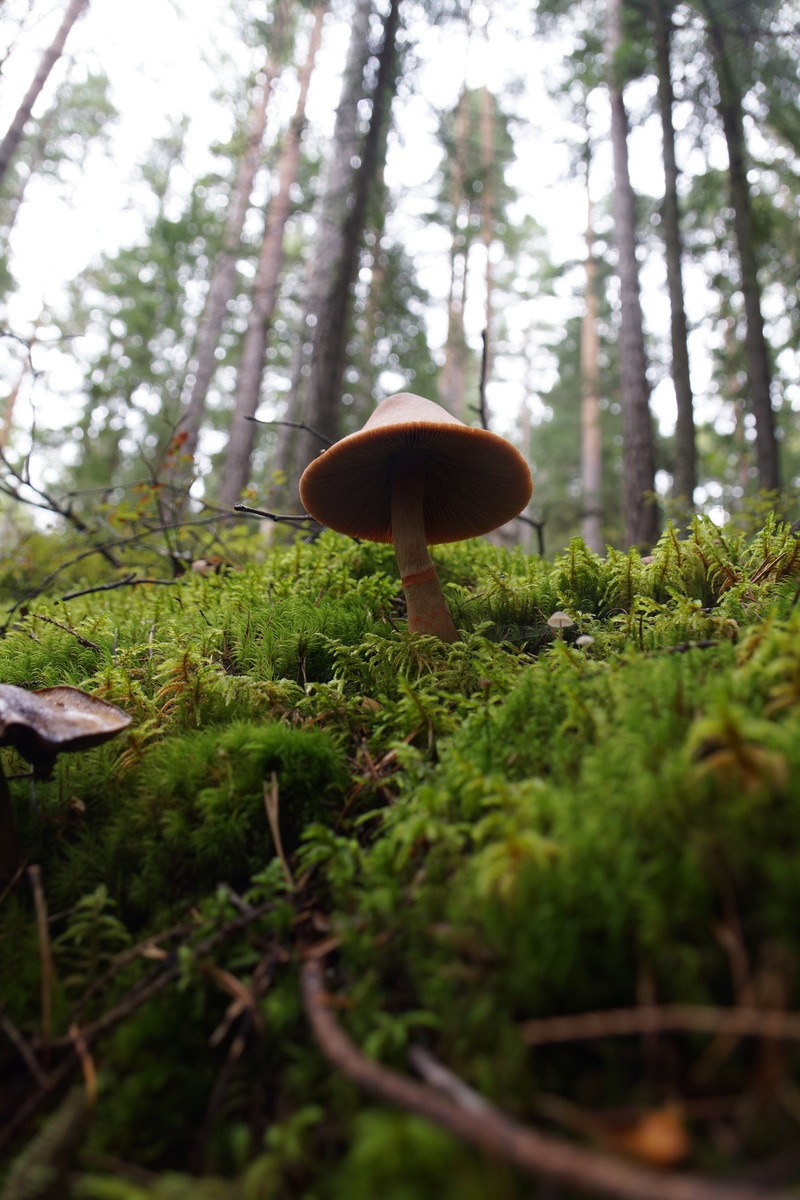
[575,635,595,648]
[547,611,575,631]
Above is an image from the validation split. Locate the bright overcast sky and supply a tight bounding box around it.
[0,0,685,442]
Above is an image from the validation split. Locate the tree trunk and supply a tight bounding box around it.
[580,195,604,555]
[439,90,469,420]
[288,0,401,493]
[479,86,495,399]
[652,0,696,519]
[703,3,779,493]
[605,0,660,548]
[220,3,327,510]
[176,0,293,469]
[0,0,89,189]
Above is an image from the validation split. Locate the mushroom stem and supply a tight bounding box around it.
[391,459,459,642]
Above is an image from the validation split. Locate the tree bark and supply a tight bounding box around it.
[176,0,292,469]
[605,0,660,548]
[439,90,469,420]
[652,0,696,519]
[580,193,604,555]
[220,4,327,509]
[287,0,401,493]
[0,0,89,189]
[479,86,495,397]
[703,2,779,493]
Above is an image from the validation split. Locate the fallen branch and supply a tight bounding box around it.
[519,1004,800,1045]
[301,957,790,1200]
[27,613,101,651]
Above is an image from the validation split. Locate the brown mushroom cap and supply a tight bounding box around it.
[299,393,533,544]
[0,684,132,778]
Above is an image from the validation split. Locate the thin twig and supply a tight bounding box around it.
[0,1011,48,1088]
[409,1045,495,1116]
[520,1004,800,1045]
[28,864,54,1059]
[476,328,490,430]
[301,957,790,1200]
[263,773,295,891]
[233,503,315,524]
[244,416,334,446]
[28,613,101,651]
[60,576,176,602]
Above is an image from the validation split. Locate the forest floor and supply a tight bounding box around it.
[1,517,800,1200]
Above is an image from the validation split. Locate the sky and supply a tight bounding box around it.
[0,0,688,461]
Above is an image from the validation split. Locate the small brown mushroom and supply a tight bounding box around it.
[299,393,532,641]
[0,685,132,882]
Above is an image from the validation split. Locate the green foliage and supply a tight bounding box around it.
[2,519,800,1196]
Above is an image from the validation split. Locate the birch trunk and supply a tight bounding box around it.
[220,4,327,509]
[0,0,89,189]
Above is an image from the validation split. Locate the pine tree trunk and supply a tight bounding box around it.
[176,0,292,468]
[606,0,660,548]
[652,0,696,519]
[439,90,469,419]
[581,197,604,555]
[479,86,495,397]
[220,3,327,510]
[288,0,401,493]
[703,3,779,493]
[0,0,89,189]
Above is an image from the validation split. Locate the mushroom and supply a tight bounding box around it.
[0,685,132,882]
[547,611,575,637]
[299,393,532,642]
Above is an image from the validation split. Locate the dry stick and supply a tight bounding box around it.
[2,903,276,1154]
[520,1004,800,1046]
[301,957,790,1200]
[408,1045,495,1117]
[245,416,334,446]
[28,865,55,1061]
[28,613,101,652]
[233,503,316,524]
[263,772,295,890]
[60,576,176,602]
[0,1011,49,1088]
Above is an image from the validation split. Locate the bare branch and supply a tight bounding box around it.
[59,577,176,603]
[245,416,334,446]
[520,1004,800,1046]
[233,503,315,523]
[302,957,789,1200]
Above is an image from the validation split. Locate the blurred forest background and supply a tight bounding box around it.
[0,0,798,569]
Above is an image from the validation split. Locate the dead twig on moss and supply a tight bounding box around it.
[263,773,295,891]
[27,613,101,651]
[0,1011,48,1088]
[1,903,276,1155]
[60,576,176,602]
[301,957,791,1200]
[519,1004,800,1046]
[29,864,55,1061]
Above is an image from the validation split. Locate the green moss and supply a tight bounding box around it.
[2,516,800,1197]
